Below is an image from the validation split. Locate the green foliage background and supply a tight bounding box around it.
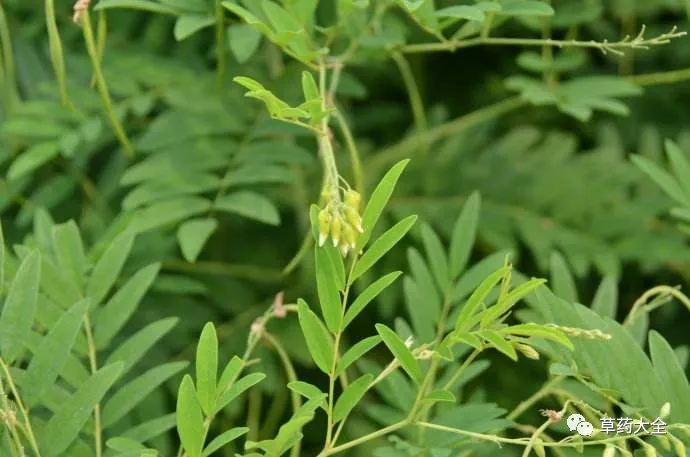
[1,0,690,457]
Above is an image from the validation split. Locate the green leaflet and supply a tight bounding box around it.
[94,263,160,348]
[51,220,86,292]
[333,373,373,423]
[420,223,449,292]
[202,427,250,457]
[196,322,219,415]
[214,191,280,225]
[358,159,410,248]
[500,323,574,351]
[343,271,402,328]
[215,372,266,414]
[22,298,91,407]
[314,246,342,332]
[39,362,124,457]
[102,361,189,427]
[297,299,334,374]
[478,330,518,361]
[549,251,578,303]
[591,276,618,320]
[87,230,135,306]
[177,375,205,457]
[351,215,417,282]
[287,381,327,409]
[336,335,382,376]
[105,317,179,378]
[454,266,509,334]
[375,323,422,385]
[448,191,480,279]
[177,218,218,262]
[0,249,40,363]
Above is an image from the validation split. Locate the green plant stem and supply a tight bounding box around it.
[506,375,564,421]
[162,259,283,283]
[368,97,524,174]
[282,230,313,276]
[262,332,302,457]
[90,11,108,88]
[80,10,136,160]
[391,51,429,161]
[215,0,226,92]
[627,67,690,86]
[83,315,103,457]
[442,349,481,391]
[623,285,690,327]
[332,108,364,196]
[319,419,410,457]
[0,0,19,112]
[246,388,262,442]
[0,358,41,457]
[520,416,553,457]
[401,31,686,54]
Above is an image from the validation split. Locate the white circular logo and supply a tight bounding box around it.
[566,414,585,431]
[576,421,594,436]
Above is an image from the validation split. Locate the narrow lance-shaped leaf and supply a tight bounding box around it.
[375,323,422,385]
[177,375,205,457]
[501,323,574,351]
[358,159,410,249]
[336,335,382,376]
[196,322,219,416]
[297,299,334,374]
[87,230,135,306]
[94,263,160,348]
[39,362,124,457]
[549,252,578,303]
[102,361,188,427]
[0,249,40,363]
[343,271,402,328]
[479,330,518,361]
[215,372,266,414]
[23,298,91,407]
[449,191,480,279]
[479,277,547,328]
[591,276,618,320]
[315,247,342,332]
[421,223,449,292]
[202,427,250,457]
[52,220,86,292]
[454,266,509,334]
[333,374,374,423]
[631,154,688,206]
[352,215,417,282]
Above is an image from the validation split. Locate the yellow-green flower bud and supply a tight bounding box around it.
[515,343,539,360]
[317,209,331,247]
[343,206,364,233]
[344,189,361,210]
[603,445,616,457]
[671,436,686,457]
[330,215,342,247]
[343,223,357,249]
[643,444,657,457]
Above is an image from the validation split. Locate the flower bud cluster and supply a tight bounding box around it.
[317,188,364,257]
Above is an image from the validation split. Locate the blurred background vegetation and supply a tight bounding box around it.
[1,0,689,456]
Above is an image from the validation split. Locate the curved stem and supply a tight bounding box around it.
[332,108,364,196]
[0,1,19,112]
[368,97,524,174]
[83,314,102,457]
[81,10,135,159]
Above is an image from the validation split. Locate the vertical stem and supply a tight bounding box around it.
[0,1,19,112]
[392,52,428,160]
[215,0,226,92]
[246,388,262,442]
[0,359,41,457]
[83,315,102,457]
[81,10,136,160]
[332,109,364,197]
[541,0,556,88]
[90,11,108,88]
